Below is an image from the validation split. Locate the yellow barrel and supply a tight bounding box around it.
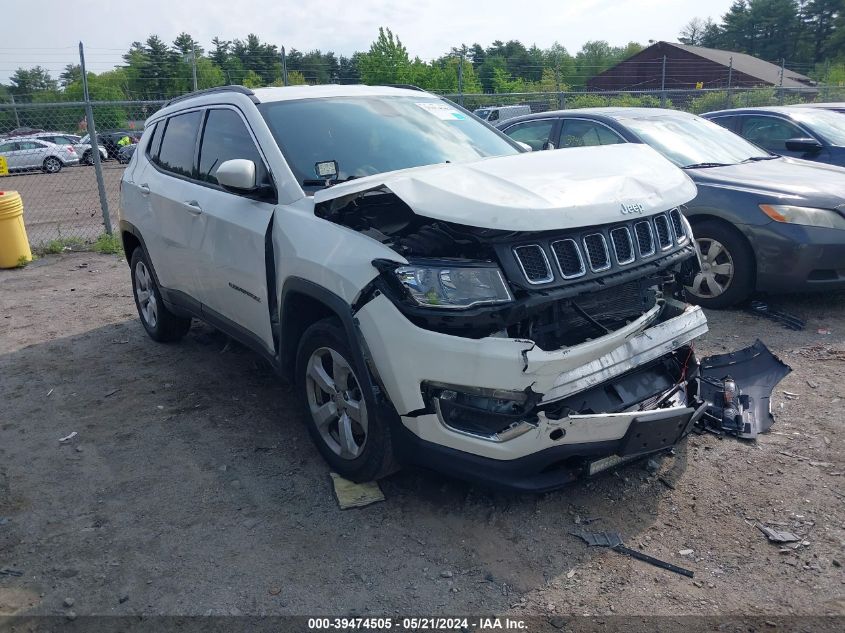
[0,191,33,268]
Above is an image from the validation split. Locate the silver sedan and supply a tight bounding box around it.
[0,137,80,173]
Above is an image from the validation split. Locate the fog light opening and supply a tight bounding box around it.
[550,428,566,441]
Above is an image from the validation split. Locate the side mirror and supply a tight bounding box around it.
[542,141,556,151]
[217,159,257,191]
[515,141,532,152]
[785,137,822,153]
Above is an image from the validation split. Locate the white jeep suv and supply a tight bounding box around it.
[119,85,713,491]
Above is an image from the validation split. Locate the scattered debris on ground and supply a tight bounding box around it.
[329,472,385,509]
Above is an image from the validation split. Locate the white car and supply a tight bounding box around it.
[119,85,722,490]
[0,136,79,173]
[28,132,107,165]
[473,104,531,126]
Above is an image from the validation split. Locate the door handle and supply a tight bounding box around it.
[184,200,203,215]
[139,183,150,195]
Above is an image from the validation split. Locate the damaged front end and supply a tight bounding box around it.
[315,152,789,490]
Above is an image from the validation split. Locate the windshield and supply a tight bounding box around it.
[259,96,518,186]
[618,113,768,168]
[790,108,845,146]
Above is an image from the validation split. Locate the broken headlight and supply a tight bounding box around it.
[394,261,513,309]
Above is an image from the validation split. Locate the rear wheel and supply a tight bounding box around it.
[296,318,397,481]
[685,220,755,309]
[129,248,191,342]
[82,151,93,165]
[42,157,62,173]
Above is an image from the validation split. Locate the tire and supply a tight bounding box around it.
[295,317,398,482]
[42,157,62,173]
[129,247,191,342]
[685,220,755,309]
[82,151,93,166]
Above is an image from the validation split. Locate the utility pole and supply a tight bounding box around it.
[726,56,733,109]
[280,46,288,86]
[660,55,667,107]
[9,93,20,128]
[779,58,785,105]
[457,46,465,106]
[79,41,111,235]
[191,43,198,91]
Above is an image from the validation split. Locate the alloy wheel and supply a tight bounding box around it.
[688,237,735,299]
[134,260,158,328]
[44,158,61,173]
[305,347,368,460]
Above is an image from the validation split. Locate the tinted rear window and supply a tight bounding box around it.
[157,111,201,177]
[146,122,164,159]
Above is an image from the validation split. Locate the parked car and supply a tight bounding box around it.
[0,136,79,173]
[26,132,107,165]
[794,102,845,115]
[473,105,531,126]
[81,130,142,159]
[119,85,725,491]
[702,106,845,167]
[499,108,845,308]
[117,143,136,164]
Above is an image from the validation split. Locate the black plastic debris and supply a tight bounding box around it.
[746,300,806,331]
[569,529,623,548]
[569,529,694,578]
[758,524,801,543]
[698,340,792,439]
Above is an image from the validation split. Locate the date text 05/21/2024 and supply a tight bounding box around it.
[307,617,527,630]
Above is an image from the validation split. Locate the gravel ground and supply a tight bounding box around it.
[0,164,124,246]
[0,252,843,620]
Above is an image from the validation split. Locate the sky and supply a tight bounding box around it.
[1,0,737,84]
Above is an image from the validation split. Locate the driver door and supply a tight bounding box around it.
[189,107,277,353]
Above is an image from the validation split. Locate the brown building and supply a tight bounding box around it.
[587,41,815,91]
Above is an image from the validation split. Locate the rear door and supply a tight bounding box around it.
[139,110,205,297]
[502,119,559,151]
[189,107,277,351]
[17,141,47,169]
[558,118,625,148]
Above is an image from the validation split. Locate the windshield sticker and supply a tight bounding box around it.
[415,102,467,120]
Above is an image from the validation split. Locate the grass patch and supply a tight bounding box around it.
[38,236,87,255]
[34,233,123,256]
[91,233,123,255]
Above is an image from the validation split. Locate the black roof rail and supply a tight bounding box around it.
[164,85,258,107]
[381,84,427,92]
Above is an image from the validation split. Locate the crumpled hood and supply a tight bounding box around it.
[314,144,696,232]
[692,157,845,210]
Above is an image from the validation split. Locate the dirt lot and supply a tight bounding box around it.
[0,252,843,621]
[0,164,124,246]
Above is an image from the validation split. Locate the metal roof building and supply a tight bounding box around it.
[587,41,816,91]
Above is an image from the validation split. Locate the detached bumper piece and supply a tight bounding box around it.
[697,340,792,439]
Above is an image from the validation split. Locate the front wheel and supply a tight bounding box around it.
[43,157,62,173]
[129,248,191,342]
[296,318,397,482]
[685,220,755,309]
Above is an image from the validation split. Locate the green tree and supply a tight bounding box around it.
[9,66,57,99]
[358,27,411,85]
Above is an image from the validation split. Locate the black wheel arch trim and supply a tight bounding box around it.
[280,277,394,423]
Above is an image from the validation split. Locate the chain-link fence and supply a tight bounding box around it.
[2,84,845,251]
[0,100,163,249]
[444,85,845,114]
